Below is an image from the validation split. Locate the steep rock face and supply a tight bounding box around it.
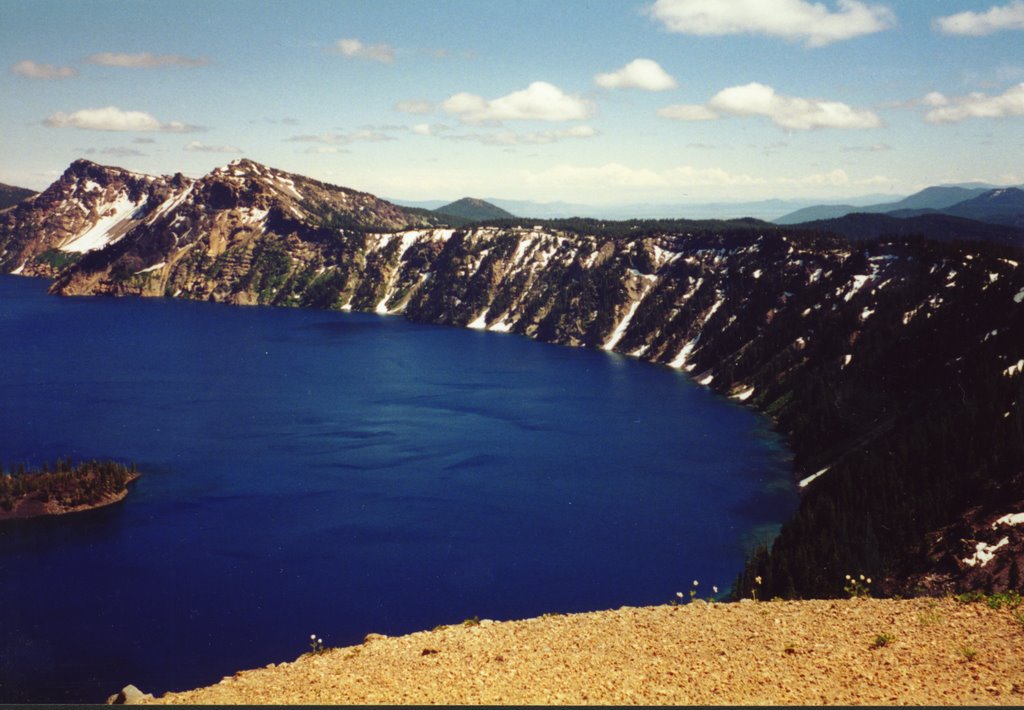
[0,160,191,277]
[46,159,445,301]
[7,159,1024,598]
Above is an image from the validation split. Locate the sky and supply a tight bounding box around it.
[2,0,1023,206]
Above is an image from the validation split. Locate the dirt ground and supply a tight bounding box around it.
[148,597,1024,705]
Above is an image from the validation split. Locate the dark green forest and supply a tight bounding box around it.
[729,237,1024,599]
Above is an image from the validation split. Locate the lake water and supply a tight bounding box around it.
[0,275,795,702]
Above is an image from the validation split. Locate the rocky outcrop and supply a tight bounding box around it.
[106,684,153,705]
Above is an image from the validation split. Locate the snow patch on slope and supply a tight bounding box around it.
[134,262,166,275]
[799,467,829,488]
[60,193,146,253]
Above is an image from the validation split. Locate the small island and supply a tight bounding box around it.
[0,458,140,521]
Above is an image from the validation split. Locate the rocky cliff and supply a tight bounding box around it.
[4,159,1024,598]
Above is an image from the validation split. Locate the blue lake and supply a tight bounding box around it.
[0,274,796,702]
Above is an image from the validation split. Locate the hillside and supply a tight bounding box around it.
[5,159,1024,601]
[434,197,514,222]
[144,597,1024,705]
[0,182,36,210]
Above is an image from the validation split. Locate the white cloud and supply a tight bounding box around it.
[302,146,348,154]
[450,125,598,145]
[521,163,767,190]
[934,1,1024,35]
[776,168,850,186]
[924,83,1024,123]
[184,141,242,154]
[329,39,395,63]
[395,99,434,114]
[657,104,720,120]
[594,58,678,91]
[442,81,595,123]
[411,123,434,136]
[707,82,881,129]
[922,91,949,107]
[84,146,146,158]
[520,162,874,193]
[524,163,672,189]
[840,142,892,152]
[659,83,880,129]
[44,106,200,132]
[11,59,77,79]
[87,52,209,68]
[854,174,894,186]
[647,0,895,47]
[286,129,395,145]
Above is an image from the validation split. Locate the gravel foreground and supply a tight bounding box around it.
[149,598,1024,705]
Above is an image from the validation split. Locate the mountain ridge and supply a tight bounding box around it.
[0,182,36,210]
[776,184,1024,227]
[888,187,1024,227]
[775,185,999,224]
[4,158,1024,600]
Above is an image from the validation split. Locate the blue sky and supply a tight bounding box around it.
[2,0,1023,205]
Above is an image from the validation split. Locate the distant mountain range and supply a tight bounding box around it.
[775,183,1023,226]
[0,182,36,210]
[393,195,896,222]
[397,186,1024,247]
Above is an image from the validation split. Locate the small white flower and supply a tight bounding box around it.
[845,574,851,580]
[755,575,762,585]
[866,578,872,584]
[311,634,316,640]
[318,638,323,644]
[693,580,699,586]
[676,591,683,598]
[859,574,865,581]
[712,586,719,594]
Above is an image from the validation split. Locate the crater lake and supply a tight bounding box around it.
[0,275,796,702]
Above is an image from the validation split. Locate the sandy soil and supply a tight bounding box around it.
[150,597,1024,705]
